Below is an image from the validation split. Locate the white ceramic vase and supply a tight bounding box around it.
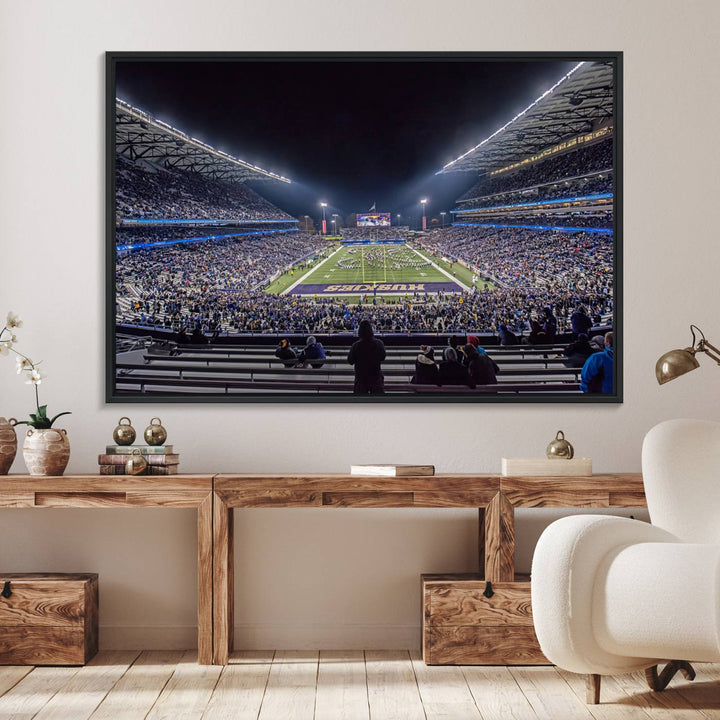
[22,427,70,476]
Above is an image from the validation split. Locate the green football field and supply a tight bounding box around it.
[303,244,449,285]
[267,243,478,297]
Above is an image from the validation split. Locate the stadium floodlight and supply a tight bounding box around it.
[420,199,428,231]
[440,211,446,228]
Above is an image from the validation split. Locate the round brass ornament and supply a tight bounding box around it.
[144,417,167,446]
[546,430,574,459]
[125,448,147,475]
[112,416,136,446]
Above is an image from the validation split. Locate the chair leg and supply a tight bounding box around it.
[586,674,601,704]
[645,661,696,692]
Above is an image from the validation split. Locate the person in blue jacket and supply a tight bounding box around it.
[580,331,614,393]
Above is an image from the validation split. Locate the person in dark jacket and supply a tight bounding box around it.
[438,347,471,387]
[498,324,519,346]
[542,306,557,341]
[571,305,593,337]
[275,338,297,368]
[465,343,499,388]
[297,335,326,369]
[411,345,439,386]
[562,333,596,368]
[580,331,614,393]
[347,320,386,394]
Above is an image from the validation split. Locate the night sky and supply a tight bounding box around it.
[115,56,577,226]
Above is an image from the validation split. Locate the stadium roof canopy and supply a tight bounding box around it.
[115,99,291,184]
[437,61,614,176]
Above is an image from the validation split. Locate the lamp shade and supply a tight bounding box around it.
[655,348,700,385]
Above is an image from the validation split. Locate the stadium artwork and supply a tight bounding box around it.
[106,52,622,403]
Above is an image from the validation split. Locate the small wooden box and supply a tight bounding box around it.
[0,573,98,665]
[422,573,548,665]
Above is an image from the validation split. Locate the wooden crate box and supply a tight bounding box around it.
[422,573,548,665]
[0,573,98,665]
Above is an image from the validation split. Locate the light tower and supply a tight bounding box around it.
[420,199,428,231]
[332,213,338,235]
[320,202,328,235]
[440,211,446,228]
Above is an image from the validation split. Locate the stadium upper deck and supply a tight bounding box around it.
[115,100,295,227]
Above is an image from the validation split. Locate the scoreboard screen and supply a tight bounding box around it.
[357,213,391,227]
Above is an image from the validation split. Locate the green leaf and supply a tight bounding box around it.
[37,405,48,419]
[48,411,71,427]
[29,413,38,424]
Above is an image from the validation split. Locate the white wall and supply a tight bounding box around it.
[1,0,718,650]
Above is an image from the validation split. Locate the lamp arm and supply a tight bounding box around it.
[698,339,720,365]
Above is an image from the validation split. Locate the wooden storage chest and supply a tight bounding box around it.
[0,573,98,665]
[422,573,548,665]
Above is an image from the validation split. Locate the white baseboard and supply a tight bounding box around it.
[99,623,421,650]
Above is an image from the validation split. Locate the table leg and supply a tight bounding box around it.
[483,492,515,582]
[213,492,234,665]
[478,507,486,577]
[197,493,213,665]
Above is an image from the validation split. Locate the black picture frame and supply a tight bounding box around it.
[106,51,622,404]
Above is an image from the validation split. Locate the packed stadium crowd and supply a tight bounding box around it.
[116,232,328,322]
[115,157,294,222]
[453,211,612,229]
[115,225,298,248]
[457,138,613,203]
[455,172,612,212]
[420,226,612,296]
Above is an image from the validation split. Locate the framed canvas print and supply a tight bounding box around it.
[106,52,622,403]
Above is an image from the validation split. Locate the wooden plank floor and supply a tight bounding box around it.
[0,651,717,720]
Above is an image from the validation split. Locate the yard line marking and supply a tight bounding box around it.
[407,244,471,291]
[282,246,343,295]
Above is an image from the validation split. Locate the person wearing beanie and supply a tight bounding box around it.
[562,332,596,369]
[498,323,519,346]
[465,343,499,389]
[275,337,297,368]
[297,334,326,369]
[438,346,471,387]
[411,345,439,386]
[347,320,386,394]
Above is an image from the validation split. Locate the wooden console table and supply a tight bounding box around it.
[212,473,646,665]
[1,473,647,666]
[0,475,214,665]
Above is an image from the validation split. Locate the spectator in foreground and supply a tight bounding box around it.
[411,346,439,386]
[275,338,297,368]
[438,347,471,387]
[465,343,499,388]
[297,335,326,369]
[571,305,593,337]
[562,333,595,369]
[580,331,614,393]
[498,323,519,346]
[348,320,386,394]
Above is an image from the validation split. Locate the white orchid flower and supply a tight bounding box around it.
[0,342,9,356]
[16,356,33,373]
[6,312,22,329]
[25,368,46,385]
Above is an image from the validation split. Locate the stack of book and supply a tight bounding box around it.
[98,445,180,475]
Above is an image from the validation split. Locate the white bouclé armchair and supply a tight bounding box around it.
[531,418,720,703]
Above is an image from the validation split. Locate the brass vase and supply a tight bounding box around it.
[22,428,71,476]
[0,417,17,475]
